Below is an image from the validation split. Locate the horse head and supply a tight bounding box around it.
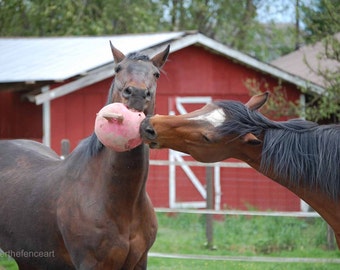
[108,42,170,115]
[140,92,269,162]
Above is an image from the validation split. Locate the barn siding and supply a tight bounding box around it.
[146,161,300,211]
[0,91,42,140]
[50,79,111,152]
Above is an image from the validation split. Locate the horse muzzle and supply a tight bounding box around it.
[123,86,153,114]
[140,117,159,148]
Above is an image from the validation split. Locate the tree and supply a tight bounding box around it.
[245,78,300,119]
[0,0,102,36]
[0,0,164,36]
[244,0,340,123]
[300,0,340,122]
[104,0,165,34]
[0,0,298,62]
[160,0,297,61]
[301,0,340,43]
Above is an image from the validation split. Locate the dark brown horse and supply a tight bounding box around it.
[141,92,340,248]
[0,43,169,269]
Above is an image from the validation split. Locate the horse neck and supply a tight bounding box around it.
[254,157,340,242]
[237,139,340,240]
[66,142,149,208]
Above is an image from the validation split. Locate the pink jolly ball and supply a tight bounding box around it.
[94,103,146,152]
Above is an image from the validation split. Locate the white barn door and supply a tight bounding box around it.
[168,97,221,210]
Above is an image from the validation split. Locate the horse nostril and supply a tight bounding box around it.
[145,90,151,100]
[140,118,157,140]
[145,126,156,139]
[123,87,133,98]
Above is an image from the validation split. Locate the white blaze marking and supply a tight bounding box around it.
[189,108,225,127]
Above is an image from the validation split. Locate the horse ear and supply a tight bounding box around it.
[110,41,125,64]
[242,133,262,145]
[151,44,170,69]
[245,92,269,110]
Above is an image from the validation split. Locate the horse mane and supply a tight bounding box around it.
[215,100,340,200]
[79,133,104,158]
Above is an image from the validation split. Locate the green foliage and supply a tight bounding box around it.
[0,0,297,62]
[301,0,340,43]
[302,37,340,122]
[245,0,340,123]
[245,78,300,119]
[0,0,164,36]
[298,0,340,122]
[215,1,296,61]
[161,0,297,61]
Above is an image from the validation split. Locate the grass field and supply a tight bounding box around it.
[0,254,17,270]
[148,212,340,269]
[1,212,340,269]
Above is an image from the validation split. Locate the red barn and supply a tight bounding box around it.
[0,31,323,212]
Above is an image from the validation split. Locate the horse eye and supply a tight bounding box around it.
[115,65,122,73]
[153,72,160,79]
[202,134,211,143]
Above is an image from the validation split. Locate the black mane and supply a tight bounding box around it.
[215,100,340,200]
[80,133,104,158]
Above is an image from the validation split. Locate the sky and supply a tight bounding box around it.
[256,0,315,24]
[257,0,295,23]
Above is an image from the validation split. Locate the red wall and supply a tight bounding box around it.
[0,91,42,140]
[147,157,300,211]
[155,45,300,114]
[50,79,111,153]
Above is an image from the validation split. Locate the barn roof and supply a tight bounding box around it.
[0,31,324,104]
[0,32,184,83]
[271,33,340,89]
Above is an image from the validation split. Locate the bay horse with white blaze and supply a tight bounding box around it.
[0,43,169,269]
[140,92,340,248]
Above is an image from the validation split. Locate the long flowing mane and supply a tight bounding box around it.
[215,100,340,200]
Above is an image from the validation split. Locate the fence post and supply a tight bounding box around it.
[205,166,214,249]
[60,139,70,159]
[327,224,336,250]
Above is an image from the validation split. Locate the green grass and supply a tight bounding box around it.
[147,258,338,270]
[0,253,17,270]
[1,212,339,269]
[148,212,340,269]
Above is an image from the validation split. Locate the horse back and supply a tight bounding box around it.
[0,140,72,269]
[0,139,60,159]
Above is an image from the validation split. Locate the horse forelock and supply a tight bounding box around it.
[215,101,272,137]
[215,100,340,200]
[126,52,150,62]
